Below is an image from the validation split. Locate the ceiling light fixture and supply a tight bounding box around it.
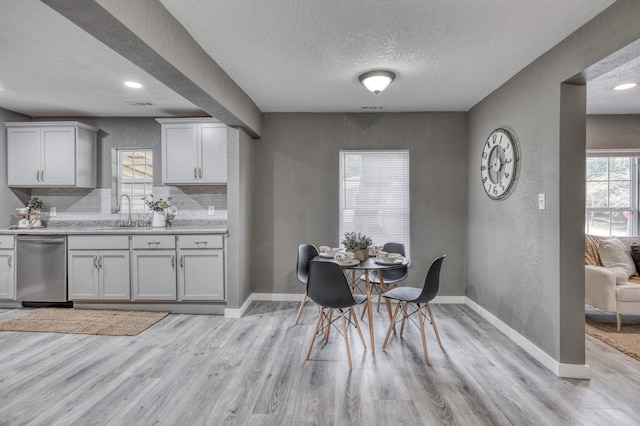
[613,83,637,91]
[358,70,396,94]
[124,81,143,89]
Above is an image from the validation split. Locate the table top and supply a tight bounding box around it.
[313,255,409,270]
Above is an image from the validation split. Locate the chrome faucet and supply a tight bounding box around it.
[117,194,133,227]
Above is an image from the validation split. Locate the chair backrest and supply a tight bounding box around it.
[381,242,408,281]
[297,244,319,285]
[307,260,358,309]
[414,255,446,303]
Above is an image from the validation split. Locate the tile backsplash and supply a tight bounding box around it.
[29,185,227,225]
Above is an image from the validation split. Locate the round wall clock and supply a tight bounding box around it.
[480,128,518,200]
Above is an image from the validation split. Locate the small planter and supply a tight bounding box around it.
[348,249,369,261]
[152,211,167,228]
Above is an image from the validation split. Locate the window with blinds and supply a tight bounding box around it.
[118,149,153,212]
[339,150,410,257]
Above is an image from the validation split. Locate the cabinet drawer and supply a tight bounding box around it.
[68,235,129,250]
[132,235,176,249]
[0,236,15,249]
[178,234,223,249]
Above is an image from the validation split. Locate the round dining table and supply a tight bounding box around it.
[314,255,410,351]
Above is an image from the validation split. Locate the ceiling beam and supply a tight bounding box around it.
[41,0,262,138]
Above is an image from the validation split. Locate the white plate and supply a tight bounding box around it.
[335,259,360,267]
[374,257,404,265]
[319,252,339,258]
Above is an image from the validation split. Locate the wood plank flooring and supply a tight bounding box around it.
[0,302,638,425]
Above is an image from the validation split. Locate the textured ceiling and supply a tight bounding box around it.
[160,0,617,113]
[0,0,636,118]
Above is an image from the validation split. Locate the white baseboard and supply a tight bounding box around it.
[224,294,254,318]
[252,292,304,302]
[432,295,465,304]
[464,297,590,380]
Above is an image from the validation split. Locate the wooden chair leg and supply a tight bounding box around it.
[417,303,429,362]
[360,301,368,320]
[294,292,307,325]
[400,302,408,337]
[324,309,333,342]
[617,313,622,332]
[340,311,353,369]
[350,307,367,349]
[426,303,442,347]
[306,307,324,361]
[376,291,382,312]
[383,301,402,349]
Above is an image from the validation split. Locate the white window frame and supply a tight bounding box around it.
[586,149,640,236]
[339,149,410,257]
[117,149,153,213]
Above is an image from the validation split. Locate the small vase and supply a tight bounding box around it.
[348,249,370,261]
[152,211,167,228]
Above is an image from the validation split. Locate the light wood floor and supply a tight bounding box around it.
[0,301,638,425]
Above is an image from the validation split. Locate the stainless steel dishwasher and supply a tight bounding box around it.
[16,235,70,307]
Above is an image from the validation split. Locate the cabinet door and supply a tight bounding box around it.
[7,127,41,186]
[41,127,76,185]
[100,251,131,300]
[132,250,177,300]
[0,251,16,300]
[68,251,100,300]
[178,249,224,301]
[162,123,199,184]
[199,124,227,184]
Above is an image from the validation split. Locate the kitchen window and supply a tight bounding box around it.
[339,150,410,257]
[117,149,153,212]
[586,150,640,236]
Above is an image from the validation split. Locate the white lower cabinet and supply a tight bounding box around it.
[177,234,224,301]
[68,235,131,301]
[0,236,16,300]
[132,250,177,300]
[68,250,130,300]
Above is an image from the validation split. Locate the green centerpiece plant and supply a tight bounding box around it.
[342,231,373,261]
[25,197,45,213]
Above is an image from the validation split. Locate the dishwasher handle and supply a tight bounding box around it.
[17,237,66,243]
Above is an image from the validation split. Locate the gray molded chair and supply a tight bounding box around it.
[382,255,446,362]
[305,260,367,369]
[294,244,319,325]
[361,242,408,318]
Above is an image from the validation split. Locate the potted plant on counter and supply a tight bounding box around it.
[342,231,373,261]
[142,195,173,228]
[25,197,45,213]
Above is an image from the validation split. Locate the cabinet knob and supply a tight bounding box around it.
[7,255,12,268]
[93,255,98,268]
[198,167,202,179]
[194,167,198,179]
[171,255,175,268]
[180,255,184,268]
[147,241,161,247]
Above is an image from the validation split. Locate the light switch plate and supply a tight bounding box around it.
[50,207,56,217]
[208,206,215,216]
[538,194,546,210]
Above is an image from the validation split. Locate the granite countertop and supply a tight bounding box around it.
[0,221,228,236]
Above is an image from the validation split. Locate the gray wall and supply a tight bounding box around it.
[467,0,640,365]
[252,112,468,296]
[225,128,254,308]
[0,108,31,228]
[587,114,640,149]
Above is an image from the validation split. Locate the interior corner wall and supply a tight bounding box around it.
[251,112,468,297]
[467,0,640,364]
[0,108,32,228]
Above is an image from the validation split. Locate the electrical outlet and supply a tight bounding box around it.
[538,194,546,210]
[50,207,56,217]
[208,206,215,216]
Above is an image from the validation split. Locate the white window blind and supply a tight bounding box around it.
[339,150,410,257]
[118,149,153,212]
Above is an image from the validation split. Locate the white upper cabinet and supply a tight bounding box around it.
[157,118,227,184]
[4,121,98,188]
